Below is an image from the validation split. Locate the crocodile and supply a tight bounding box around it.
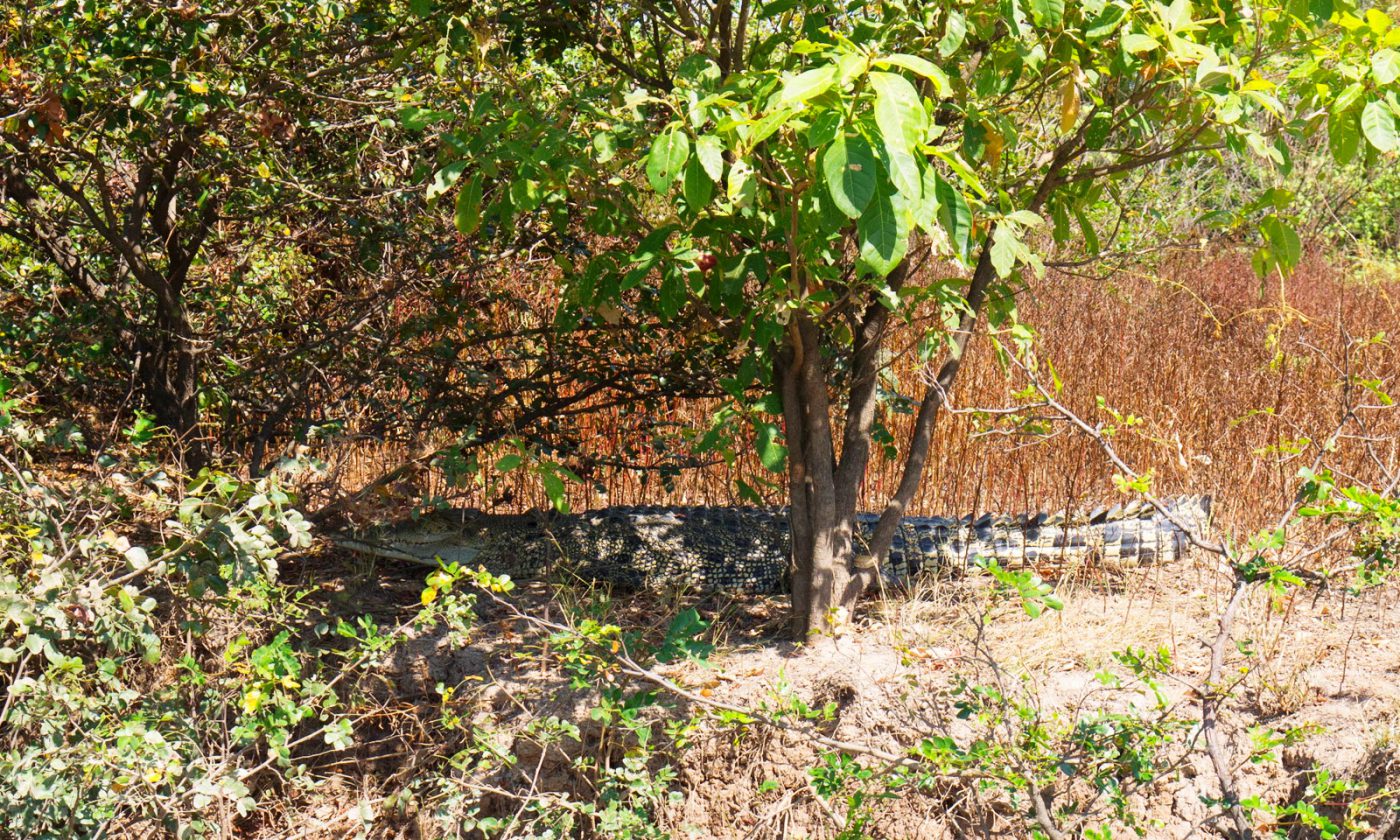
[334,495,1212,594]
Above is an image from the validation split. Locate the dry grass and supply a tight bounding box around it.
[365,246,1399,542]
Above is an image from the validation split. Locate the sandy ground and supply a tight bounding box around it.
[278,551,1400,839]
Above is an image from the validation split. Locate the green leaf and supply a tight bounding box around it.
[1373,49,1400,85]
[858,181,909,276]
[1073,205,1100,254]
[683,157,713,208]
[748,108,796,146]
[822,133,877,218]
[1328,108,1361,164]
[659,267,686,319]
[874,54,952,97]
[754,422,787,472]
[1085,4,1126,39]
[647,128,690,193]
[1261,215,1302,273]
[989,225,1019,277]
[541,470,568,513]
[1361,99,1398,153]
[934,174,971,261]
[806,110,842,149]
[695,134,725,181]
[676,54,722,89]
[870,72,926,146]
[912,166,941,235]
[1029,0,1065,28]
[454,174,483,236]
[495,454,523,472]
[939,10,967,56]
[1121,33,1160,55]
[870,72,925,197]
[727,158,757,207]
[399,106,452,131]
[426,161,467,201]
[758,0,799,19]
[780,64,838,104]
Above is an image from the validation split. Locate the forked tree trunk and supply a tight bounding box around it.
[781,240,999,641]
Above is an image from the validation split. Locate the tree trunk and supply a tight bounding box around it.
[135,287,206,469]
[781,238,999,642]
[782,311,857,640]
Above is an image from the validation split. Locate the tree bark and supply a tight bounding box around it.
[136,288,206,469]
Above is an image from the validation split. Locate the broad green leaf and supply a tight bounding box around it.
[454,174,483,236]
[1261,215,1302,272]
[647,128,690,193]
[1085,4,1126,39]
[1333,82,1366,114]
[676,54,722,89]
[426,160,467,201]
[541,471,568,513]
[989,225,1019,277]
[1328,108,1361,164]
[495,454,523,472]
[870,72,926,146]
[928,147,988,197]
[754,422,787,472]
[780,64,838,104]
[1251,246,1274,279]
[870,72,925,197]
[695,134,725,180]
[1029,0,1065,28]
[758,0,799,19]
[1361,99,1398,153]
[1073,205,1100,254]
[912,167,941,235]
[806,110,842,149]
[939,11,967,56]
[857,182,909,276]
[1372,48,1400,84]
[683,157,713,208]
[1365,7,1391,35]
[399,106,452,131]
[875,54,952,97]
[1122,33,1160,54]
[748,108,797,146]
[933,174,971,262]
[727,158,757,207]
[822,133,877,218]
[659,267,686,320]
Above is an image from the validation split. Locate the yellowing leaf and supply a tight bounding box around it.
[985,126,1004,169]
[1058,78,1080,134]
[421,587,438,606]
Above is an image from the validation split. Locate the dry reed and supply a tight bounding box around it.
[349,247,1400,540]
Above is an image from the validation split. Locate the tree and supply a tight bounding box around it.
[0,1,735,503]
[0,0,460,465]
[449,0,1399,639]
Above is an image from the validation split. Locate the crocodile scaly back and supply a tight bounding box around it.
[334,495,1212,594]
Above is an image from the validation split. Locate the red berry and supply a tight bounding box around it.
[696,253,717,271]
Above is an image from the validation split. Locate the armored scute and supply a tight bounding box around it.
[335,495,1213,594]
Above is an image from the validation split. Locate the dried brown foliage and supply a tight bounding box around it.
[424,248,1399,539]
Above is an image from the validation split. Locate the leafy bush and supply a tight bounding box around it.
[0,392,389,837]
